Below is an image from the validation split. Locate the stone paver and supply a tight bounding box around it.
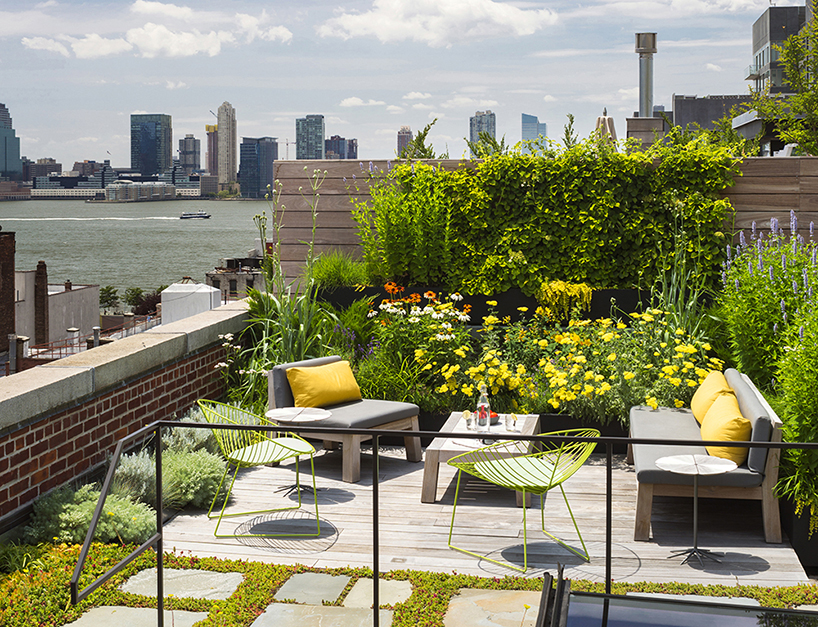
[343,579,413,608]
[120,568,244,600]
[65,606,207,627]
[274,572,351,605]
[444,589,541,627]
[251,604,393,626]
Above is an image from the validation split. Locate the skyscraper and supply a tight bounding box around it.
[325,135,358,159]
[521,114,548,152]
[205,124,218,176]
[217,102,237,185]
[0,103,22,180]
[397,126,413,157]
[469,111,496,151]
[130,113,172,176]
[296,115,325,160]
[179,133,201,174]
[239,137,278,198]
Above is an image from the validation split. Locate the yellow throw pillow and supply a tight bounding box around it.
[286,360,362,408]
[691,370,734,424]
[700,393,751,465]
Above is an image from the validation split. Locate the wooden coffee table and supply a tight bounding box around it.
[421,411,540,506]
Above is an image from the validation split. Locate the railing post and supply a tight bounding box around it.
[373,434,380,627]
[156,424,164,627]
[606,442,612,596]
[93,326,101,348]
[8,334,17,374]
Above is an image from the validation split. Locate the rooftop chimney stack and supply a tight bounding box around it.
[635,33,657,118]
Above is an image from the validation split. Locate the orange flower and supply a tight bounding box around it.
[409,292,422,303]
[463,304,472,313]
[424,290,437,300]
[384,281,399,294]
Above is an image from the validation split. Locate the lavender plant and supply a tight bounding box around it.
[719,211,818,389]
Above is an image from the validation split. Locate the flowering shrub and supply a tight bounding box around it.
[525,310,723,425]
[719,212,817,389]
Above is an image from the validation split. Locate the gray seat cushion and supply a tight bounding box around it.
[310,399,419,429]
[630,405,762,488]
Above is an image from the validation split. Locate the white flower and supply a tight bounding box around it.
[410,306,422,316]
[441,322,452,330]
[431,312,444,319]
[367,311,378,318]
[450,292,463,301]
[423,306,435,315]
[458,314,471,322]
[409,317,420,323]
[214,362,228,369]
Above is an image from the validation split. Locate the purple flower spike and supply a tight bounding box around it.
[735,278,740,291]
[782,254,788,272]
[343,176,347,183]
[352,174,356,180]
[800,326,805,340]
[727,244,732,260]
[740,231,746,247]
[758,256,764,271]
[793,280,798,294]
[748,260,753,275]
[813,249,817,266]
[811,221,815,237]
[369,161,374,172]
[793,238,798,255]
[752,221,757,240]
[721,270,727,285]
[769,266,775,281]
[805,268,809,290]
[387,160,392,171]
[791,209,798,235]
[781,299,786,314]
[774,323,778,334]
[784,312,788,323]
[359,162,364,171]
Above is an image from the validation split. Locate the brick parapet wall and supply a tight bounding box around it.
[0,300,248,532]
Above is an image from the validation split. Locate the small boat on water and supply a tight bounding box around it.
[180,210,211,219]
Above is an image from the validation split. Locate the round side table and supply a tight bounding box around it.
[655,454,737,566]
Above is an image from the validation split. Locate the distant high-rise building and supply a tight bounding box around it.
[72,160,105,177]
[296,114,325,160]
[179,134,201,175]
[217,102,237,185]
[397,126,413,157]
[469,111,496,154]
[239,137,278,198]
[205,124,218,176]
[324,135,358,160]
[130,113,172,176]
[521,114,547,143]
[0,103,22,180]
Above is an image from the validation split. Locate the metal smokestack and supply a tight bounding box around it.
[635,33,657,118]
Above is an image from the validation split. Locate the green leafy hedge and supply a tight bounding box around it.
[353,131,738,295]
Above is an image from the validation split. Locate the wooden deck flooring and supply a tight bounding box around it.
[162,446,809,586]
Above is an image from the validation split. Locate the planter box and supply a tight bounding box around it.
[316,286,649,323]
[780,497,818,574]
[538,413,629,455]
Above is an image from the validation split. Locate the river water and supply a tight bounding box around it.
[0,199,269,291]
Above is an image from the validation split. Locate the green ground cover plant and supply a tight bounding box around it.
[2,544,818,626]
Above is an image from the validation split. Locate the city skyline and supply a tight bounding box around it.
[2,0,773,168]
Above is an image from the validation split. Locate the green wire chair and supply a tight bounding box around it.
[447,428,599,572]
[198,400,320,538]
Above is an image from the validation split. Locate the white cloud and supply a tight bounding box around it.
[36,0,59,8]
[166,80,187,89]
[413,103,434,110]
[21,36,69,56]
[428,111,443,119]
[126,23,234,57]
[69,34,133,59]
[403,91,432,100]
[532,47,626,59]
[326,116,347,124]
[543,95,557,102]
[234,12,293,43]
[130,0,195,21]
[386,105,403,114]
[131,109,149,114]
[340,97,386,107]
[317,0,558,47]
[706,63,723,72]
[77,137,99,142]
[663,37,749,49]
[440,95,497,109]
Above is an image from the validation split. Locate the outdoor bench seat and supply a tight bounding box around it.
[629,368,782,543]
[267,356,422,483]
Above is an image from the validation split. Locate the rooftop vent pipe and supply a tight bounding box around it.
[635,33,657,118]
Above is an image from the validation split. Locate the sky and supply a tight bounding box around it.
[0,0,778,169]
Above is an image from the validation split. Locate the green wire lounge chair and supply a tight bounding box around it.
[447,428,599,572]
[198,400,320,538]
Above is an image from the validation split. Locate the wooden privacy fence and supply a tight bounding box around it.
[273,157,818,280]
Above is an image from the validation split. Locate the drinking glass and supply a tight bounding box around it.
[463,410,475,430]
[504,413,518,432]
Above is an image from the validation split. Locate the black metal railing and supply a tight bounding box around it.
[71,421,818,627]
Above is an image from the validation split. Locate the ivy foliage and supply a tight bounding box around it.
[353,130,739,295]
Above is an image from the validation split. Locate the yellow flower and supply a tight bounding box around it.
[669,377,682,386]
[660,342,667,348]
[623,371,635,380]
[702,343,711,351]
[517,306,528,312]
[484,315,499,325]
[676,328,685,335]
[617,322,627,329]
[486,300,498,306]
[674,399,685,408]
[646,396,659,410]
[607,353,617,361]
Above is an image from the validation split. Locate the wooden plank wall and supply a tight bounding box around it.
[272,157,818,279]
[722,157,818,240]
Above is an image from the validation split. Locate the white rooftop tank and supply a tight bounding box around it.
[161,283,221,325]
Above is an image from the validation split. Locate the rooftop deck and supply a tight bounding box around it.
[163,445,809,587]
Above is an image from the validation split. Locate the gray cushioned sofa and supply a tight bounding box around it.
[629,368,782,543]
[267,356,422,483]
